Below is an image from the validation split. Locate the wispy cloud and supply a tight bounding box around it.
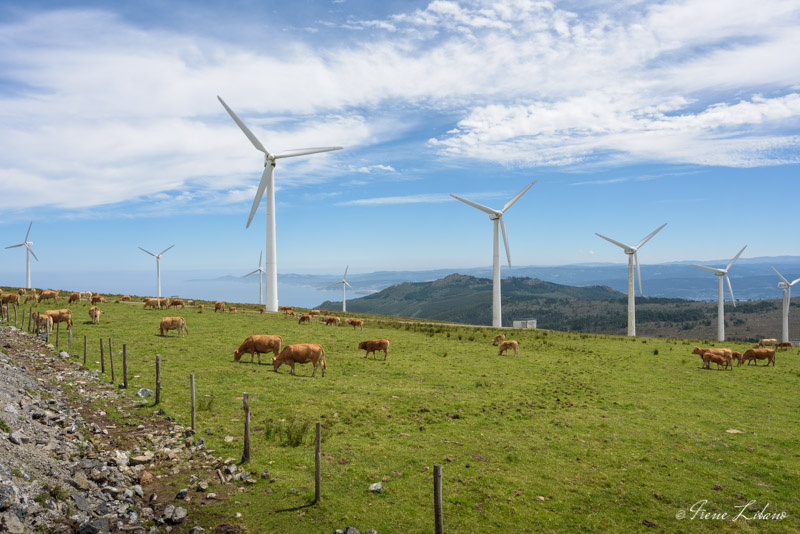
[337,193,453,206]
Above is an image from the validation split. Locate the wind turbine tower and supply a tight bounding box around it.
[772,267,800,343]
[244,251,266,305]
[5,221,38,289]
[218,96,342,312]
[595,223,667,336]
[327,265,354,313]
[692,246,746,342]
[450,180,536,328]
[139,245,174,298]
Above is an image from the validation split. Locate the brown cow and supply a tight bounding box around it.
[159,317,188,337]
[757,338,778,348]
[776,342,793,351]
[703,352,731,370]
[359,339,390,360]
[24,291,38,304]
[731,351,744,366]
[17,288,26,296]
[142,297,159,310]
[323,316,341,326]
[492,334,505,346]
[120,295,132,301]
[68,292,81,304]
[742,348,775,366]
[346,318,364,331]
[45,309,73,328]
[692,346,733,364]
[309,309,321,316]
[298,313,312,324]
[32,312,53,334]
[285,309,296,317]
[233,335,282,364]
[259,308,266,314]
[169,299,185,309]
[278,305,293,312]
[498,340,519,357]
[80,291,93,302]
[37,290,59,303]
[158,297,169,309]
[197,304,205,313]
[185,300,195,306]
[2,293,20,305]
[272,344,326,377]
[88,306,103,324]
[214,301,226,313]
[228,306,237,313]
[91,294,105,305]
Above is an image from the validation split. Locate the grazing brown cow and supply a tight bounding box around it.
[228,306,237,313]
[68,292,81,304]
[24,291,38,304]
[37,290,59,304]
[17,288,26,296]
[169,299,185,309]
[120,295,132,301]
[185,300,195,306]
[158,297,170,309]
[272,344,326,377]
[359,339,390,360]
[81,291,93,302]
[214,301,226,313]
[143,298,159,310]
[691,346,733,364]
[233,334,283,364]
[492,334,505,346]
[259,308,266,314]
[497,340,519,357]
[88,306,103,324]
[742,348,775,366]
[731,351,744,366]
[776,342,793,351]
[2,293,20,305]
[309,309,321,316]
[45,309,73,328]
[32,312,53,334]
[703,351,731,370]
[197,304,205,313]
[285,309,296,317]
[346,318,364,331]
[757,338,778,348]
[91,294,105,305]
[159,317,188,337]
[323,316,341,326]
[298,313,312,324]
[278,305,293,312]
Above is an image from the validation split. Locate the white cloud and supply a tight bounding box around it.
[337,193,453,206]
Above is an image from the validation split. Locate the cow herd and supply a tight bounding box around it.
[691,339,787,370]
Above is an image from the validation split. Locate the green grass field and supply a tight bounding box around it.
[7,290,800,533]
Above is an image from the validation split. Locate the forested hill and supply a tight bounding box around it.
[318,274,625,326]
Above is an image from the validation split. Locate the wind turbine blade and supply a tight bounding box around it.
[274,147,343,159]
[139,247,156,257]
[500,218,512,268]
[27,246,39,262]
[243,270,259,277]
[791,277,800,287]
[772,266,790,285]
[343,265,349,279]
[246,165,273,228]
[450,194,496,216]
[502,179,537,212]
[259,250,263,269]
[159,244,175,256]
[5,243,24,249]
[635,251,643,295]
[345,281,354,290]
[635,222,667,249]
[692,264,725,275]
[217,96,268,154]
[595,233,632,251]
[726,245,747,271]
[24,221,32,242]
[726,274,736,307]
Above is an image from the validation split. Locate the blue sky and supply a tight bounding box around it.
[1,0,799,289]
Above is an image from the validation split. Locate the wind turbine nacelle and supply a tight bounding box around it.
[779,282,790,289]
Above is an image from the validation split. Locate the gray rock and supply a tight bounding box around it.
[71,492,90,512]
[79,516,111,534]
[0,512,25,534]
[8,430,28,445]
[369,482,382,494]
[59,351,70,359]
[136,388,154,398]
[189,527,205,534]
[176,488,188,500]
[171,505,188,524]
[365,530,378,534]
[0,484,14,511]
[132,484,144,498]
[345,528,360,534]
[129,451,154,466]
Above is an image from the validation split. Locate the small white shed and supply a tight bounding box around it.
[512,318,537,329]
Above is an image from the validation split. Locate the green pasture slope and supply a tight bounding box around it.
[10,292,800,533]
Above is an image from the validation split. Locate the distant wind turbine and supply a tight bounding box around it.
[327,265,354,313]
[244,251,266,306]
[5,221,38,289]
[450,180,537,328]
[692,246,747,342]
[772,267,800,343]
[218,96,343,312]
[595,223,667,337]
[139,245,174,298]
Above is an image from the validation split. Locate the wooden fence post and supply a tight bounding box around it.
[68,326,73,356]
[434,463,443,534]
[315,422,321,504]
[55,322,59,348]
[28,307,32,333]
[108,338,115,384]
[100,339,105,374]
[83,336,87,366]
[190,374,196,431]
[155,355,161,405]
[122,344,128,388]
[242,393,250,463]
[12,303,16,328]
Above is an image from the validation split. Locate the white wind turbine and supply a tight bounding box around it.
[595,223,667,337]
[139,245,174,298]
[243,251,266,306]
[327,265,354,313]
[692,246,747,342]
[772,267,800,343]
[5,221,38,289]
[450,180,536,328]
[218,96,343,312]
